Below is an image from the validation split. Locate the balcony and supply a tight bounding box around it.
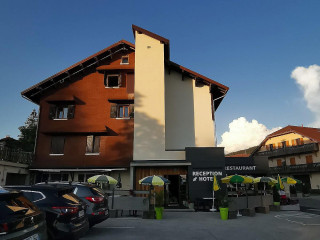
[256,143,319,158]
[0,147,34,165]
[270,163,320,174]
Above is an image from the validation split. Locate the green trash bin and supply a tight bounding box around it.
[219,207,229,220]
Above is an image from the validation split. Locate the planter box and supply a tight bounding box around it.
[228,210,238,219]
[280,204,300,211]
[143,210,155,219]
[269,205,280,211]
[241,208,256,217]
[255,206,270,214]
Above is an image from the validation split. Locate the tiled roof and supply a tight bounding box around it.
[226,153,251,158]
[263,125,320,143]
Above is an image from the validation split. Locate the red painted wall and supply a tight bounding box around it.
[33,51,135,168]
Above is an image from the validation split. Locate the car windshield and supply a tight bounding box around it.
[91,187,105,197]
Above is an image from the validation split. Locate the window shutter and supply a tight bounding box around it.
[286,141,289,147]
[86,136,93,153]
[273,143,276,149]
[118,74,122,87]
[67,105,75,119]
[278,142,281,148]
[110,104,117,118]
[291,140,295,146]
[51,136,65,154]
[49,105,56,119]
[127,73,134,93]
[277,159,282,167]
[300,138,304,145]
[93,136,100,153]
[129,104,134,118]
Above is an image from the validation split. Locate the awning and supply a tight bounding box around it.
[29,168,127,172]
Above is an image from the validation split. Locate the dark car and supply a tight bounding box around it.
[5,185,89,240]
[0,186,47,240]
[37,182,109,227]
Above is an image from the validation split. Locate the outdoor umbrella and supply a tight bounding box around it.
[139,175,170,186]
[221,174,252,216]
[281,177,302,185]
[253,177,277,197]
[87,175,118,209]
[139,175,170,209]
[87,175,118,185]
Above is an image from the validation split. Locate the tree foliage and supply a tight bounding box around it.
[18,109,38,152]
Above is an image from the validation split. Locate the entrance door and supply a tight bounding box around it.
[165,175,188,208]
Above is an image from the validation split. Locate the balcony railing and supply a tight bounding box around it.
[256,143,319,158]
[270,162,320,174]
[0,147,34,165]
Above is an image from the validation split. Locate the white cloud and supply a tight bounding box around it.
[291,64,320,127]
[218,117,281,154]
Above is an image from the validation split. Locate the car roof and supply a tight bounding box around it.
[37,181,96,188]
[5,184,74,191]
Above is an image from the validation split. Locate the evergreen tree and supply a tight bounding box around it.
[18,109,38,152]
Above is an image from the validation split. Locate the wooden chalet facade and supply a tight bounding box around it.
[22,25,229,204]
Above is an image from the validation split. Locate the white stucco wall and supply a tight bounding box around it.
[192,82,215,147]
[0,161,29,186]
[165,70,195,150]
[133,32,185,160]
[165,70,215,150]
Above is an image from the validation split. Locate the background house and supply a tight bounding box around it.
[0,136,32,185]
[253,125,320,193]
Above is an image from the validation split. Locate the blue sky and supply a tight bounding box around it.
[1,0,320,150]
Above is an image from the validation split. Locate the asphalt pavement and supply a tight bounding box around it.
[82,211,320,240]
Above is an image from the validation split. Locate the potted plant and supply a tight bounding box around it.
[155,190,164,220]
[218,195,229,220]
[273,186,280,206]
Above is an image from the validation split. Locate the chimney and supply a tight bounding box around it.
[5,135,10,138]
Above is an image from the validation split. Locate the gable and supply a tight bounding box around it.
[21,40,135,104]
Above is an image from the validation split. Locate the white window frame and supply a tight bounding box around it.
[105,74,121,88]
[120,55,129,65]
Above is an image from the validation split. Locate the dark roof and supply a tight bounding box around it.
[0,136,18,142]
[22,25,229,109]
[21,40,135,104]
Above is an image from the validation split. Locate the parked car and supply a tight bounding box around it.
[0,186,47,240]
[37,182,109,227]
[5,185,89,240]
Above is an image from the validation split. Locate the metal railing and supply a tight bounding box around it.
[270,162,320,174]
[0,147,34,165]
[256,143,319,158]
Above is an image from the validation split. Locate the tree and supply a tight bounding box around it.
[18,109,38,152]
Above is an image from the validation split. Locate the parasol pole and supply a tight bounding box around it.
[236,182,242,217]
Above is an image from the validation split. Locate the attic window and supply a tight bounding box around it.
[121,56,129,65]
[105,74,121,88]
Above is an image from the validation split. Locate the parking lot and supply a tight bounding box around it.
[82,211,320,240]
